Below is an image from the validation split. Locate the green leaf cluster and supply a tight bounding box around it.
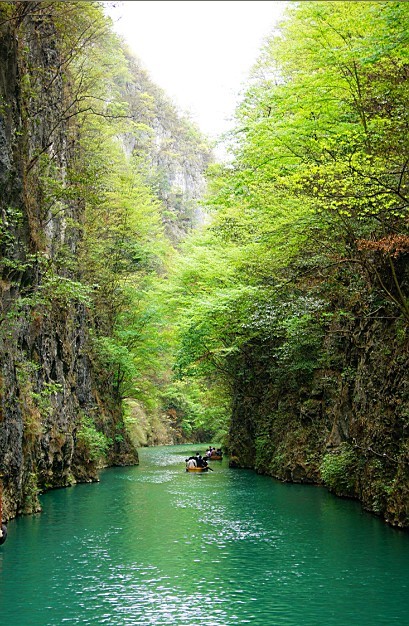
[158,1,409,440]
[320,444,358,495]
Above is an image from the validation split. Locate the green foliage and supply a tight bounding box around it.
[6,0,409,462]
[57,3,211,441]
[157,0,409,447]
[30,381,63,419]
[21,472,41,514]
[76,415,111,463]
[39,274,92,308]
[225,0,409,287]
[159,378,229,441]
[320,444,357,494]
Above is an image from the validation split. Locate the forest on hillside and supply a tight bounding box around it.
[0,1,408,528]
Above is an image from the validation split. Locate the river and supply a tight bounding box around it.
[0,445,408,625]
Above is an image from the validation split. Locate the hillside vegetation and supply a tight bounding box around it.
[0,0,210,517]
[162,1,409,527]
[0,1,408,528]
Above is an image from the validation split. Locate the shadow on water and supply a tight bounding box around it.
[0,444,408,625]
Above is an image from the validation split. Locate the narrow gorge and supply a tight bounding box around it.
[0,1,408,532]
[0,1,210,519]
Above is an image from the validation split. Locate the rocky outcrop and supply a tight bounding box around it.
[121,52,212,243]
[228,304,409,528]
[0,3,137,520]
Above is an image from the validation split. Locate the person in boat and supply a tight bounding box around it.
[186,457,197,469]
[0,522,7,545]
[197,453,210,467]
[207,447,221,458]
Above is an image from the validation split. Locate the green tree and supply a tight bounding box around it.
[161,1,409,455]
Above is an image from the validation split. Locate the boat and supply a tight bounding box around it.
[186,466,209,472]
[205,448,223,460]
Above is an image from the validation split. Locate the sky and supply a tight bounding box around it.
[105,1,289,147]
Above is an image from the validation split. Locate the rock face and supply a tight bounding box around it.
[0,3,212,519]
[0,4,137,519]
[121,52,212,243]
[227,307,409,528]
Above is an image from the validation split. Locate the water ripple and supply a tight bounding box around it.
[1,445,408,626]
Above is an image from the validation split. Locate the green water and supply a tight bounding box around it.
[0,445,408,625]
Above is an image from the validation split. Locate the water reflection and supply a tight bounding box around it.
[0,445,408,625]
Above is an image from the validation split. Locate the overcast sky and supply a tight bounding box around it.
[105,1,288,146]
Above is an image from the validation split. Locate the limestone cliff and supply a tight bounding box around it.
[228,289,409,528]
[0,2,138,519]
[0,2,212,520]
[120,51,212,243]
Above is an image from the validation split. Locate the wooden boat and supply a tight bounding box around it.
[207,454,222,460]
[186,466,209,472]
